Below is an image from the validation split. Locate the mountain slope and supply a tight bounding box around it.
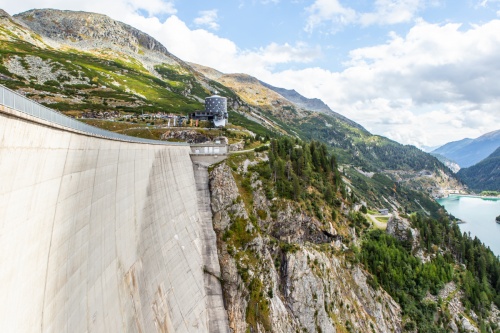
[189,63,306,122]
[432,138,473,156]
[3,8,499,333]
[430,153,461,173]
[458,147,500,191]
[191,63,459,196]
[432,130,500,168]
[259,80,332,114]
[1,9,250,117]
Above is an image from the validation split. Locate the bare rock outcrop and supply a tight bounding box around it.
[15,9,172,56]
[386,215,420,250]
[209,162,403,332]
[5,55,90,85]
[161,130,211,144]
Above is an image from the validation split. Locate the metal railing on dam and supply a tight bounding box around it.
[0,84,187,146]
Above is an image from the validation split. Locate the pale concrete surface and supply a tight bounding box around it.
[193,163,230,333]
[0,107,226,333]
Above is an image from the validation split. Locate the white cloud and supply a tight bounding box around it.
[305,0,357,33]
[305,0,430,32]
[265,19,500,147]
[122,14,322,77]
[479,0,500,7]
[194,9,219,30]
[359,0,424,26]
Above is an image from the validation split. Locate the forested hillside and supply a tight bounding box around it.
[361,214,500,332]
[212,137,500,332]
[458,147,500,192]
[296,113,447,172]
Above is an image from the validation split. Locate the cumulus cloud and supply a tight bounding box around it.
[193,9,219,30]
[305,0,357,32]
[305,0,430,32]
[359,0,425,26]
[265,19,500,147]
[123,14,322,77]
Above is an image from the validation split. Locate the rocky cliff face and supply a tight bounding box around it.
[209,162,402,332]
[15,9,175,61]
[14,9,185,75]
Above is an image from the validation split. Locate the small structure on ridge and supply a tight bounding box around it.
[189,94,228,127]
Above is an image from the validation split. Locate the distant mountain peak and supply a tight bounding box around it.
[432,129,500,168]
[259,80,366,131]
[0,9,11,18]
[259,81,332,114]
[15,9,170,55]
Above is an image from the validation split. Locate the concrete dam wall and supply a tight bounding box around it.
[0,100,229,332]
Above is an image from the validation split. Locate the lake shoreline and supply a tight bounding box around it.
[437,196,500,256]
[445,194,500,200]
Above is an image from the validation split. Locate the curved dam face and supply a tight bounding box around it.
[0,106,227,332]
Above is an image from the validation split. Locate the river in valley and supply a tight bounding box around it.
[437,195,500,256]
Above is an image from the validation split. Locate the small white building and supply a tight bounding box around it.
[378,208,389,215]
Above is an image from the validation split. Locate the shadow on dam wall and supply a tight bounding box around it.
[0,105,229,332]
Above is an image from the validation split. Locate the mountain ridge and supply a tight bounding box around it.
[15,9,175,60]
[259,80,365,130]
[432,129,500,168]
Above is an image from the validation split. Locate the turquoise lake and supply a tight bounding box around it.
[437,195,500,257]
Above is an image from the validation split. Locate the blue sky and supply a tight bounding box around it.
[2,0,500,147]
